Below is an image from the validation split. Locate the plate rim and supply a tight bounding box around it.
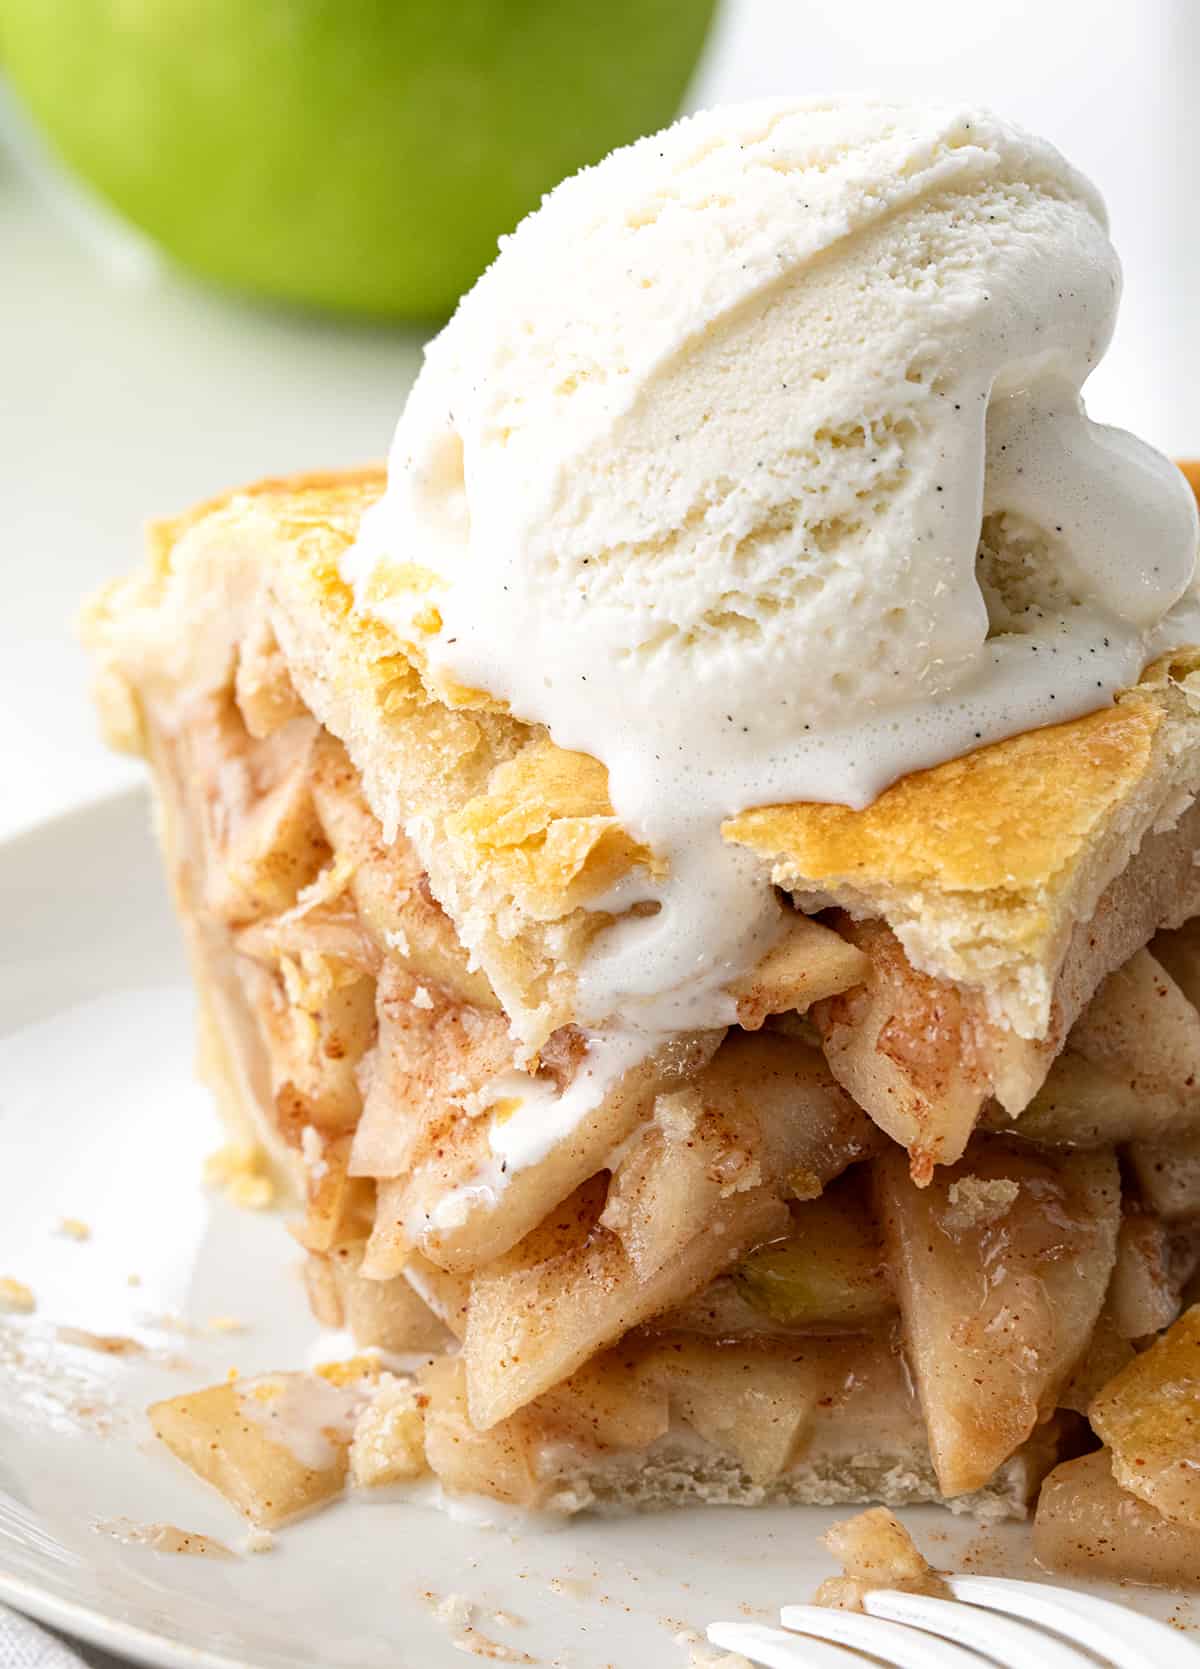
[0,1568,254,1669]
[0,788,251,1669]
[0,782,148,854]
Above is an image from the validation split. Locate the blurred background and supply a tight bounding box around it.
[2,0,1198,839]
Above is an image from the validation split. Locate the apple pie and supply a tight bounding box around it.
[82,463,1200,1525]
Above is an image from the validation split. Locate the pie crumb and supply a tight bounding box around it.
[204,1143,275,1210]
[434,1593,473,1630]
[350,1379,427,1487]
[57,1327,146,1357]
[942,1175,1019,1236]
[815,1507,950,1611]
[57,1217,92,1241]
[226,1173,275,1211]
[672,1628,753,1667]
[94,1517,234,1559]
[0,1277,35,1315]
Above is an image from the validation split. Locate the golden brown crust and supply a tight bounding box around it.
[85,463,1200,1048]
[148,466,387,561]
[724,695,1163,898]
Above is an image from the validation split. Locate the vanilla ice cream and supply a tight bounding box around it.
[346,96,1200,1036]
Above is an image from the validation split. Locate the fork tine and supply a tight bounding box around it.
[774,1603,987,1666]
[861,1589,1099,1668]
[707,1620,867,1666]
[946,1575,1200,1669]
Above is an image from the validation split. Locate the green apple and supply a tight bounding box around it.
[0,0,718,318]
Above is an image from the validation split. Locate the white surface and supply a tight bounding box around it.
[0,792,1194,1669]
[4,0,1200,842]
[0,103,424,841]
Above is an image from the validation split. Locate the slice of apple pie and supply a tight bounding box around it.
[82,462,1200,1525]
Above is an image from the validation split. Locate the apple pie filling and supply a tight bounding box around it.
[138,657,1200,1531]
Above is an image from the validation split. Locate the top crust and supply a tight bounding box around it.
[725,652,1200,1036]
[83,465,1200,1046]
[725,698,1163,900]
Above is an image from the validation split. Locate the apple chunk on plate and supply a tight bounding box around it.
[1033,1448,1200,1587]
[875,1139,1119,1496]
[149,1370,371,1525]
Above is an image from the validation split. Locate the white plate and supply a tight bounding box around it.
[0,792,1194,1669]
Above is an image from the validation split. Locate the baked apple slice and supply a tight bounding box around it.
[733,1169,892,1329]
[1128,1127,1200,1221]
[1008,950,1200,1148]
[149,1366,374,1525]
[876,1138,1119,1496]
[1034,1448,1200,1587]
[464,1175,787,1428]
[812,918,995,1181]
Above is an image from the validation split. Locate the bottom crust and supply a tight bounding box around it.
[536,1426,1063,1521]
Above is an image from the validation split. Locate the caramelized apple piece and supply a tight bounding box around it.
[657,1276,785,1338]
[1129,1127,1200,1221]
[999,1053,1188,1148]
[302,1250,343,1331]
[233,620,307,739]
[305,1240,448,1351]
[600,1028,882,1283]
[730,914,868,1031]
[462,1029,879,1424]
[1056,1305,1135,1416]
[291,1134,374,1254]
[689,1031,883,1199]
[533,1348,669,1452]
[402,1251,471,1339]
[1072,951,1200,1084]
[1010,952,1200,1147]
[149,1372,367,1525]
[310,735,497,1009]
[419,1357,544,1508]
[597,1092,733,1283]
[1034,1449,1200,1588]
[464,1176,788,1428]
[812,918,994,1181]
[634,1335,820,1483]
[201,711,331,926]
[1108,1214,1187,1342]
[876,1139,1119,1496]
[351,963,513,1182]
[368,1029,721,1276]
[236,870,380,980]
[1150,917,1200,1012]
[419,1338,667,1505]
[234,952,375,1141]
[733,1171,892,1329]
[1091,1304,1200,1527]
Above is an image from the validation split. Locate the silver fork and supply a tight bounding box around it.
[708,1574,1200,1667]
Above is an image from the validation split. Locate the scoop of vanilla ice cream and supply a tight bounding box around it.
[347,96,1199,1035]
